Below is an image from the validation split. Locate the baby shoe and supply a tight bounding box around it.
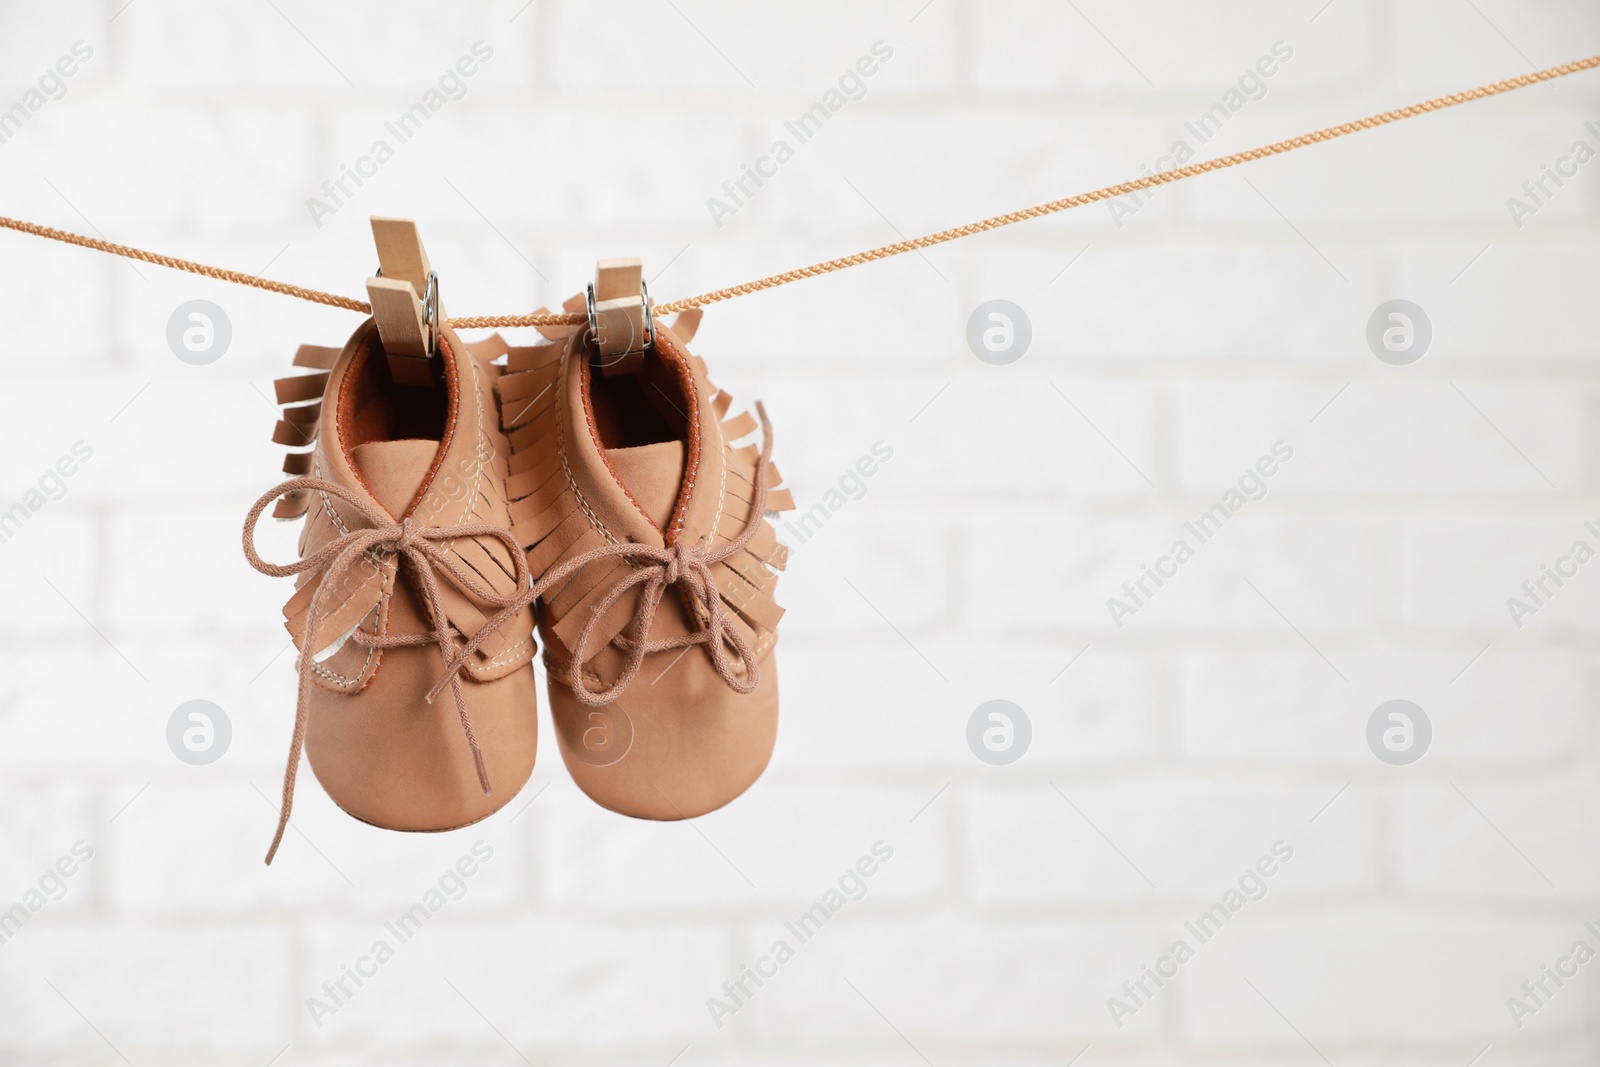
[245,321,538,862]
[450,298,795,820]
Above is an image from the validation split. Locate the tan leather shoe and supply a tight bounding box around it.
[245,322,538,863]
[461,301,795,820]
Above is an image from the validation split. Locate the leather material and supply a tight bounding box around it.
[305,549,540,833]
[273,320,538,832]
[605,441,685,531]
[496,305,795,820]
[545,636,778,821]
[352,439,439,517]
[288,323,535,684]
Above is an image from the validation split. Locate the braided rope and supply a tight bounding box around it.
[0,215,373,313]
[3,52,1596,330]
[654,52,1600,314]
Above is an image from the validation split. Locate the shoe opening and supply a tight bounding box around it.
[337,332,457,519]
[583,345,696,536]
[585,351,690,449]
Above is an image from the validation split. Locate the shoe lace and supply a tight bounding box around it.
[242,479,533,865]
[426,401,777,710]
[243,403,775,864]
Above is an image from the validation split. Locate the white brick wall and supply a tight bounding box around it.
[0,0,1597,1061]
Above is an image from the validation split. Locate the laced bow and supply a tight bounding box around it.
[245,405,776,862]
[427,402,778,709]
[242,479,532,864]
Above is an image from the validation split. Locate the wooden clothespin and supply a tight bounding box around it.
[366,217,440,386]
[588,257,654,376]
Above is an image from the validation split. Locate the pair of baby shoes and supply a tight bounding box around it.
[245,249,794,863]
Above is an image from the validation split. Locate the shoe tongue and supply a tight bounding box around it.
[606,440,685,532]
[351,439,440,519]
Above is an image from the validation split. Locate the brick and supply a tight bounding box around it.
[535,784,948,908]
[551,0,953,92]
[0,510,98,638]
[752,421,929,518]
[109,633,299,764]
[1399,241,1600,358]
[1180,914,1584,1042]
[967,512,1384,632]
[871,379,1157,496]
[336,108,748,230]
[1176,382,1586,494]
[772,642,997,770]
[0,783,97,916]
[103,781,528,914]
[776,642,1161,771]
[0,627,315,777]
[298,919,728,1045]
[1181,649,1586,765]
[971,1,1178,94]
[972,0,1375,94]
[759,114,1177,234]
[1402,518,1600,630]
[751,918,1166,1041]
[1190,109,1595,226]
[1393,0,1600,98]
[105,783,343,910]
[1,102,319,231]
[0,648,158,772]
[34,370,298,504]
[776,520,955,637]
[0,927,292,1047]
[118,0,344,89]
[0,378,143,478]
[1399,783,1600,896]
[103,503,284,631]
[122,1,535,90]
[970,245,1382,361]
[968,647,1165,765]
[0,2,104,85]
[968,780,1375,900]
[0,242,111,365]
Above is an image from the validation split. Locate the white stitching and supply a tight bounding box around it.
[308,600,382,688]
[476,631,533,671]
[712,402,729,552]
[556,343,619,546]
[448,353,489,526]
